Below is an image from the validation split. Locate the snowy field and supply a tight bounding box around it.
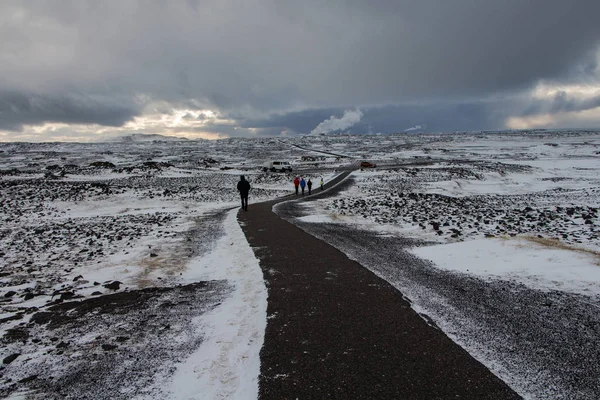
[1,131,600,399]
[0,137,312,399]
[279,131,600,399]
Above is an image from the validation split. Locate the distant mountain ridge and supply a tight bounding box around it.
[110,133,190,142]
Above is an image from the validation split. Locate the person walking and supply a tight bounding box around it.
[293,176,300,195]
[237,175,251,211]
[300,177,306,195]
[320,177,324,191]
[307,178,312,195]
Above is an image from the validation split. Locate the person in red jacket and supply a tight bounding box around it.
[293,176,300,195]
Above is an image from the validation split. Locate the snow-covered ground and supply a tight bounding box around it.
[283,131,600,399]
[300,132,600,294]
[0,139,311,399]
[1,131,600,399]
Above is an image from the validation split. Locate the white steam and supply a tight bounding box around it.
[310,109,363,135]
[405,124,426,132]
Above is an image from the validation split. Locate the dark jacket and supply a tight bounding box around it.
[237,176,251,195]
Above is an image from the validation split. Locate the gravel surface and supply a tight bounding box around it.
[276,178,600,399]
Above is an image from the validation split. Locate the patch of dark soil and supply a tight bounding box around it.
[89,161,116,169]
[179,208,230,259]
[3,328,30,343]
[1,280,232,400]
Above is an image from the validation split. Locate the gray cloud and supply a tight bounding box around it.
[235,101,507,134]
[522,91,600,116]
[1,0,600,136]
[0,90,141,131]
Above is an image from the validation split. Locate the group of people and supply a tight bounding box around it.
[293,176,324,195]
[237,174,325,211]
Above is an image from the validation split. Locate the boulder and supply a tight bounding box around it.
[103,281,122,290]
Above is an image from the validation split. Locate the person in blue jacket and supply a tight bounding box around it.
[300,177,306,195]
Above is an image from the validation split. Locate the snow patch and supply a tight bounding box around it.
[167,209,267,400]
[411,238,600,296]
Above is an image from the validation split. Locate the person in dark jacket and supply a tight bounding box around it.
[237,175,251,211]
[307,178,312,195]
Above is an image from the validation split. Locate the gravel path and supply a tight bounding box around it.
[238,173,520,399]
[274,174,600,399]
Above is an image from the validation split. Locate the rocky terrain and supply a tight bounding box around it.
[327,163,599,248]
[0,139,302,398]
[1,131,599,399]
[273,135,600,399]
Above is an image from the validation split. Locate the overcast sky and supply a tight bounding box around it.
[1,0,600,141]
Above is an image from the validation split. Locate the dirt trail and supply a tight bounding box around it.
[237,172,520,399]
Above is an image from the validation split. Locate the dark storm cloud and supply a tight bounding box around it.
[236,101,507,135]
[521,91,600,116]
[1,0,600,135]
[0,91,141,131]
[236,109,340,132]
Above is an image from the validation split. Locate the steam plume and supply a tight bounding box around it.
[310,109,363,135]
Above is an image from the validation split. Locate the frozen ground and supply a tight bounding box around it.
[276,131,600,399]
[0,138,311,399]
[1,130,600,399]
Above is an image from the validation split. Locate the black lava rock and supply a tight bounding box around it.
[3,353,20,364]
[103,281,122,290]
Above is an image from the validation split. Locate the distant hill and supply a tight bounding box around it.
[110,133,190,142]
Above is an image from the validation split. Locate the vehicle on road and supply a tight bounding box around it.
[263,161,293,172]
[360,161,377,168]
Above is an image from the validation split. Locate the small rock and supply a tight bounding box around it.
[59,291,76,300]
[73,275,84,281]
[103,281,121,290]
[3,353,20,364]
[18,375,37,383]
[102,344,118,351]
[4,291,17,298]
[150,253,158,257]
